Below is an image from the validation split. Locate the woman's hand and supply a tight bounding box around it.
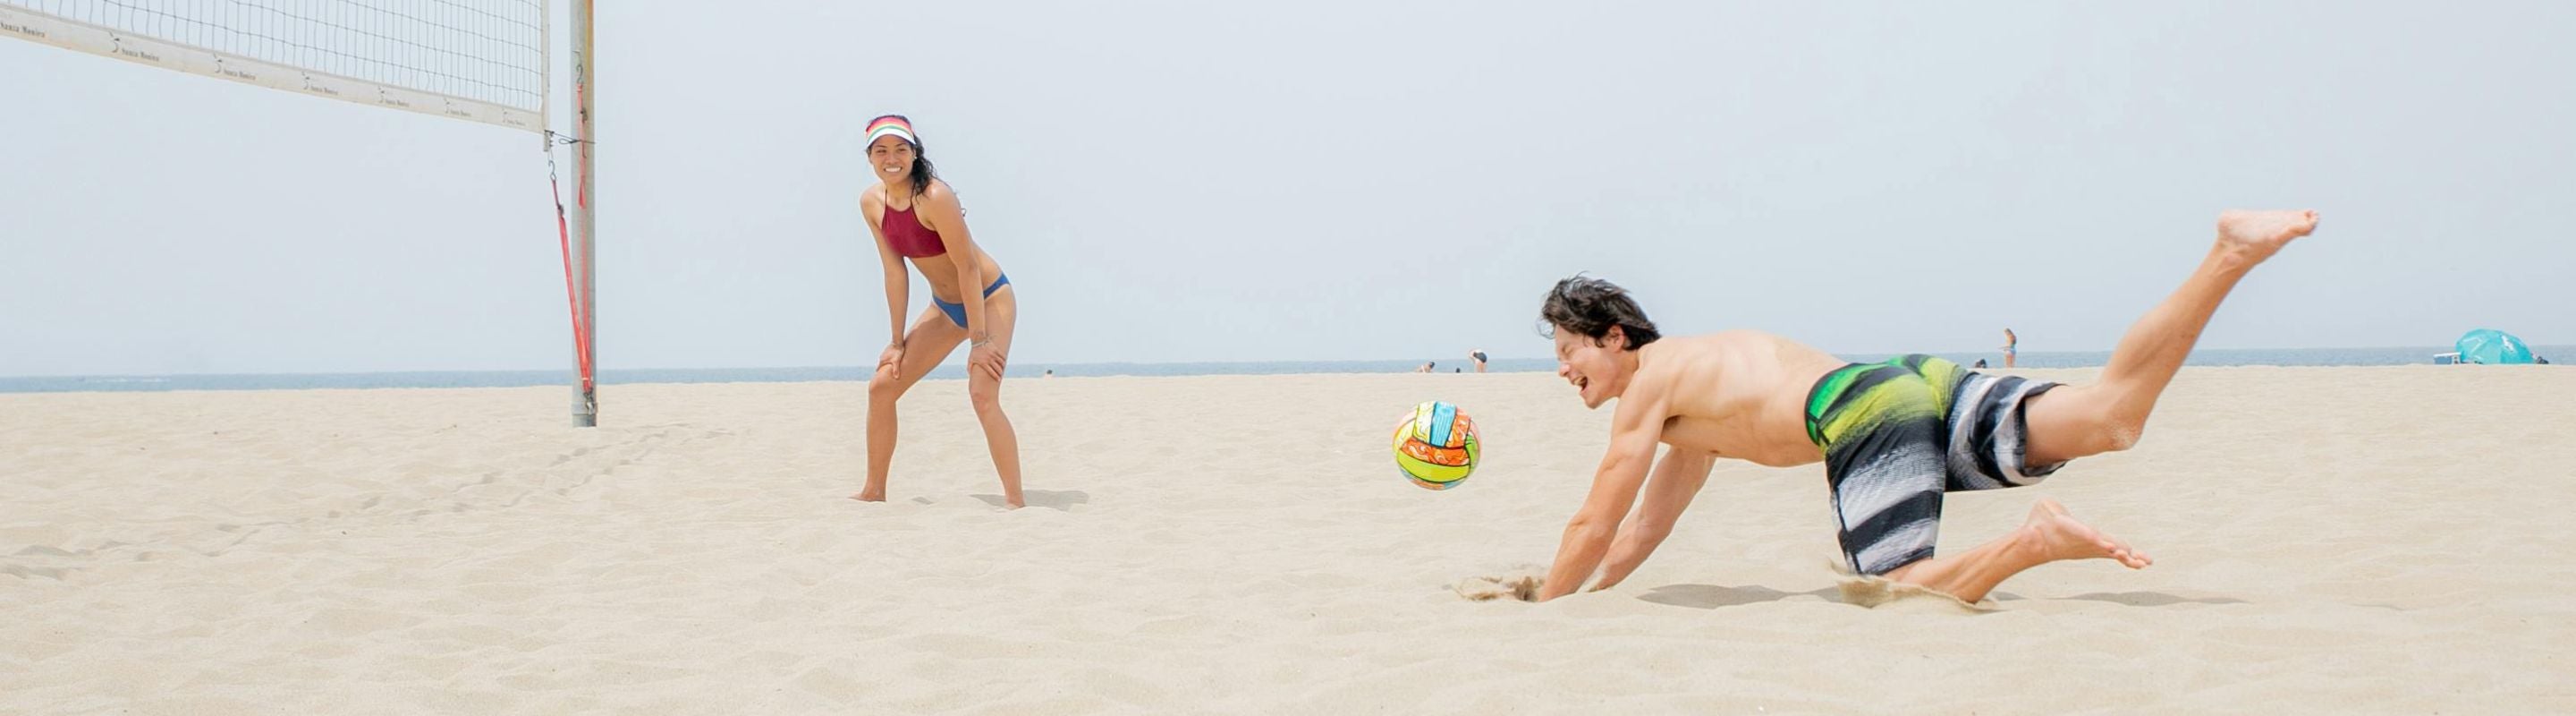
[969,337,1006,380]
[877,342,907,381]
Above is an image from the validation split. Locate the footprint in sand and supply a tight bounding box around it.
[1826,558,1997,613]
[1454,563,1998,610]
[1454,570,1546,602]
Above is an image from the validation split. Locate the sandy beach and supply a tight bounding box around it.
[4,366,2572,713]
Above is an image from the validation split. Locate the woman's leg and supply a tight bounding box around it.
[966,287,1024,507]
[856,305,968,501]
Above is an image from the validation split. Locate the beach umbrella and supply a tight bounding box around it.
[2454,328,2535,364]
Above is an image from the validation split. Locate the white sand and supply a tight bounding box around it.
[4,366,2573,713]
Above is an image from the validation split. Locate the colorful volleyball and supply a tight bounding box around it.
[1392,401,1479,490]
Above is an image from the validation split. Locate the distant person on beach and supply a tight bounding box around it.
[2001,328,2019,368]
[1973,359,1989,369]
[1526,210,2323,603]
[853,115,1026,509]
[1470,349,1490,373]
[1416,362,1437,373]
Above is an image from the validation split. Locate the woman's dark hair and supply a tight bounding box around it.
[870,114,939,197]
[1538,274,1662,350]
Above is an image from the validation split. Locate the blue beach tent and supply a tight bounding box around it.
[2454,328,2535,365]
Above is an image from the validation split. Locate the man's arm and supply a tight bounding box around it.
[1590,446,1716,592]
[1534,372,1671,601]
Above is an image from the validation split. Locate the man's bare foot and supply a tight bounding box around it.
[852,488,886,502]
[2215,209,2320,264]
[2016,499,2151,569]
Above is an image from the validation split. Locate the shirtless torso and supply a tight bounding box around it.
[1630,331,1847,468]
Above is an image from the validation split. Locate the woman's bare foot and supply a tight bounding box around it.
[852,487,886,502]
[2017,499,2152,569]
[2215,209,2320,264]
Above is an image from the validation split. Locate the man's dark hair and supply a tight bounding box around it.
[1538,274,1662,350]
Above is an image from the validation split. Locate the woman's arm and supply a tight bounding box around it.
[862,190,909,347]
[919,183,1007,380]
[919,183,986,343]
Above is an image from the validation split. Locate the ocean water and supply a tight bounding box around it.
[2,346,2563,395]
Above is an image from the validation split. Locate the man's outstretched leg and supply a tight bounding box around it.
[2022,209,2321,465]
[1880,499,2152,603]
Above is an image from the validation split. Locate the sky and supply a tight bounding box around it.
[3,1,2570,376]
